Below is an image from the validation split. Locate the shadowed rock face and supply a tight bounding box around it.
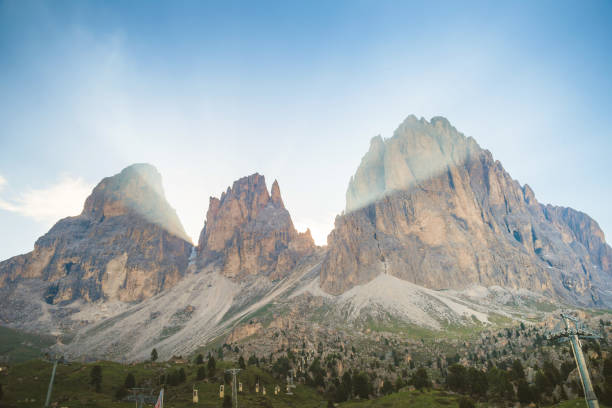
[197,173,315,280]
[321,116,612,306]
[0,164,192,304]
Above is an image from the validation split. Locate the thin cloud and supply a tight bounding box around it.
[0,175,93,224]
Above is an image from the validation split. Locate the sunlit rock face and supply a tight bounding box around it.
[322,116,612,306]
[197,173,315,280]
[0,163,192,303]
[346,115,474,213]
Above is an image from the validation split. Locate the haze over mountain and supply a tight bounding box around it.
[0,164,192,308]
[0,115,610,360]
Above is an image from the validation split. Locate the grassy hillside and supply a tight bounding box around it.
[0,359,326,408]
[0,326,55,363]
[337,389,468,407]
[336,389,601,408]
[0,359,606,408]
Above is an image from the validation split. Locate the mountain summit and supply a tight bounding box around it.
[197,173,315,280]
[83,163,189,241]
[0,163,192,308]
[345,115,473,212]
[322,116,612,306]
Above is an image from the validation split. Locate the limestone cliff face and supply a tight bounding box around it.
[0,164,192,304]
[321,116,612,306]
[197,174,315,280]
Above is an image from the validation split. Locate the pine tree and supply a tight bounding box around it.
[381,379,394,395]
[535,370,549,397]
[208,356,216,376]
[151,348,158,362]
[124,373,136,389]
[411,367,431,391]
[517,380,532,404]
[467,367,488,398]
[167,371,178,386]
[90,365,103,392]
[273,356,290,377]
[542,360,561,390]
[196,366,206,380]
[239,355,246,369]
[334,380,349,403]
[342,371,353,398]
[510,359,525,382]
[601,356,612,405]
[487,367,514,401]
[353,372,370,399]
[395,377,404,392]
[447,364,467,393]
[195,353,204,365]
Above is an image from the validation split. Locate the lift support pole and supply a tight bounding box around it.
[547,313,600,408]
[44,359,58,408]
[563,314,599,408]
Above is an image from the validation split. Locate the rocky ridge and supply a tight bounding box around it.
[1,115,611,362]
[321,115,612,307]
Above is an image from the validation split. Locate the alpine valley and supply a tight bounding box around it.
[1,115,611,368]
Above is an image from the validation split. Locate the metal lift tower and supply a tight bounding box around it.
[128,388,155,408]
[43,356,60,408]
[225,368,241,408]
[546,312,602,408]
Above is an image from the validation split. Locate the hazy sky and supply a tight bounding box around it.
[1,1,611,260]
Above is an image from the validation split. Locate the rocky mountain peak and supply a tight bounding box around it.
[346,115,477,213]
[198,174,314,279]
[218,173,271,215]
[0,164,192,305]
[323,115,612,305]
[270,180,284,208]
[82,163,188,241]
[430,115,453,129]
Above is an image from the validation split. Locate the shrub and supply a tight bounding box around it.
[458,396,475,408]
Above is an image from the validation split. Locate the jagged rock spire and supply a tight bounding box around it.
[197,174,314,279]
[270,179,284,208]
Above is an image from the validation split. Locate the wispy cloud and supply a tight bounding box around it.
[0,175,93,224]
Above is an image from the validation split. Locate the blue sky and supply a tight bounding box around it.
[1,1,611,260]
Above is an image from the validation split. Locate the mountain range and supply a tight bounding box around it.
[0,115,610,361]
